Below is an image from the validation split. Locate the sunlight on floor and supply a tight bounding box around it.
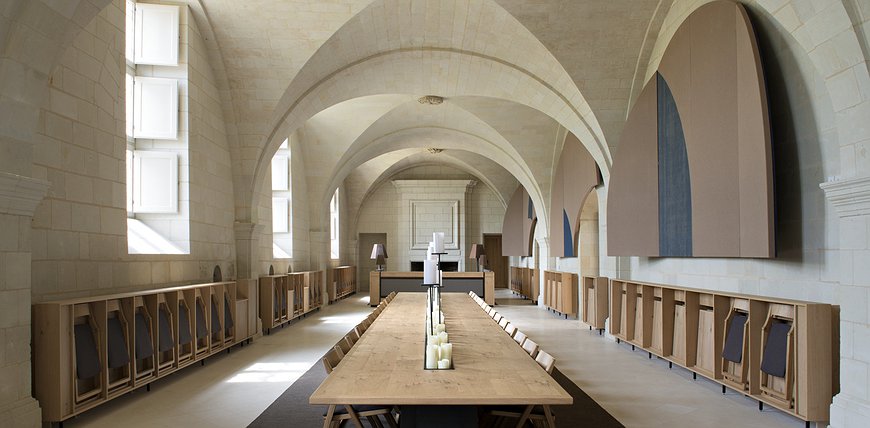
[226,362,312,383]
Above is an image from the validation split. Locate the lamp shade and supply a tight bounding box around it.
[370,243,388,259]
[478,255,488,270]
[375,255,386,266]
[469,244,485,259]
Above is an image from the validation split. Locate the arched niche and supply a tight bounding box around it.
[502,186,537,257]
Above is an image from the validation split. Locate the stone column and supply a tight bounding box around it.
[234,222,262,280]
[0,172,49,427]
[822,177,870,427]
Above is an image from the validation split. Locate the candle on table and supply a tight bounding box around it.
[438,359,451,369]
[433,232,444,253]
[435,323,446,334]
[440,343,452,362]
[423,259,438,284]
[426,344,440,369]
[429,334,441,346]
[438,331,448,344]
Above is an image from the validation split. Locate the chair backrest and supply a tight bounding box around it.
[355,323,367,337]
[513,330,527,346]
[498,318,509,329]
[504,323,517,337]
[323,347,343,374]
[522,338,539,358]
[492,313,502,323]
[535,350,556,374]
[336,338,352,355]
[486,307,496,316]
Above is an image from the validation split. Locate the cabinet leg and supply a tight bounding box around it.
[693,372,697,380]
[648,352,652,359]
[758,401,763,412]
[146,383,151,392]
[616,338,621,344]
[201,360,205,367]
[589,326,592,330]
[722,385,726,394]
[598,329,603,336]
[669,362,673,369]
[631,345,635,351]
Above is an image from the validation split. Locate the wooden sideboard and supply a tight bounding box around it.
[542,270,578,318]
[327,265,357,303]
[581,276,608,332]
[509,266,539,303]
[609,278,837,424]
[259,270,323,334]
[369,271,495,306]
[32,280,257,423]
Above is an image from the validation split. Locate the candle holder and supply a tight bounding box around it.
[423,251,452,370]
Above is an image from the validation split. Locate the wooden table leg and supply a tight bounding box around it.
[543,405,555,427]
[515,405,533,428]
[323,405,336,428]
[344,405,365,428]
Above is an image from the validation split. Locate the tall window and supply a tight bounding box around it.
[330,188,340,260]
[125,0,187,254]
[272,139,292,258]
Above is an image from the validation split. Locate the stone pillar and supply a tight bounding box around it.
[821,177,870,427]
[535,236,550,307]
[234,222,262,280]
[0,172,49,427]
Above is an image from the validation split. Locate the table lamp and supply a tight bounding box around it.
[469,244,485,272]
[371,244,387,271]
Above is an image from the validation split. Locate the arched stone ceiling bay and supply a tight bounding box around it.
[322,126,549,235]
[345,150,517,236]
[323,98,559,211]
[250,0,615,217]
[493,0,665,153]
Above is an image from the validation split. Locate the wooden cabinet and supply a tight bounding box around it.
[509,267,539,302]
[542,270,577,318]
[581,276,608,331]
[33,280,257,423]
[259,271,323,334]
[607,278,837,424]
[328,266,357,303]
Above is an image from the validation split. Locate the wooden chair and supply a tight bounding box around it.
[345,331,359,347]
[492,313,503,324]
[336,338,352,356]
[522,338,539,358]
[355,323,368,337]
[498,318,509,329]
[322,348,398,428]
[513,331,528,347]
[489,351,558,427]
[504,323,517,338]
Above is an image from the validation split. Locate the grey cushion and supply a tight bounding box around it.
[224,295,234,333]
[195,301,209,339]
[158,308,175,351]
[760,320,791,378]
[74,323,101,380]
[211,298,221,333]
[178,304,192,345]
[135,312,154,359]
[107,317,130,369]
[722,313,747,363]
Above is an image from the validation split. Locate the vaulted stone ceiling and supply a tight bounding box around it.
[191,0,669,230]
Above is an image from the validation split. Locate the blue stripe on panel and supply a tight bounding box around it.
[563,209,574,257]
[657,72,692,256]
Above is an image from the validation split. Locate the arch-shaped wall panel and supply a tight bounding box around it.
[549,133,601,258]
[502,186,536,257]
[608,0,774,258]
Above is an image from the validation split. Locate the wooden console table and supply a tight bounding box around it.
[368,271,495,305]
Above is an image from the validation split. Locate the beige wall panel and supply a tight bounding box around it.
[502,187,527,256]
[550,155,566,256]
[550,134,600,258]
[607,79,659,256]
[735,5,775,258]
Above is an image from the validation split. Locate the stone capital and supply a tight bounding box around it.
[0,172,50,217]
[820,176,870,218]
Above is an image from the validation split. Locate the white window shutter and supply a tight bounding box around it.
[125,0,135,60]
[134,3,179,66]
[272,155,289,190]
[133,76,178,140]
[126,149,134,213]
[125,73,134,138]
[272,198,289,233]
[133,151,178,213]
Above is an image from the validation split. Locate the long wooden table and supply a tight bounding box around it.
[310,293,571,410]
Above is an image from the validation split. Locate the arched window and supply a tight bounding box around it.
[330,188,339,260]
[272,138,292,258]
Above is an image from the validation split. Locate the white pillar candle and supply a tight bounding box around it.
[423,259,438,284]
[438,331,448,344]
[429,334,441,346]
[438,359,451,369]
[426,344,440,369]
[426,242,434,260]
[433,232,445,253]
[435,323,446,334]
[440,343,453,362]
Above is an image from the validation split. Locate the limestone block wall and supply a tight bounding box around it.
[30,0,236,302]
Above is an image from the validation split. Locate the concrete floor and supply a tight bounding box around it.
[63,290,806,428]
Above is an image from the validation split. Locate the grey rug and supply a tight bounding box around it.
[248,359,623,428]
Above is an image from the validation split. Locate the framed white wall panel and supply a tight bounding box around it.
[134,3,179,66]
[133,151,178,213]
[271,155,289,190]
[133,76,178,140]
[272,197,289,233]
